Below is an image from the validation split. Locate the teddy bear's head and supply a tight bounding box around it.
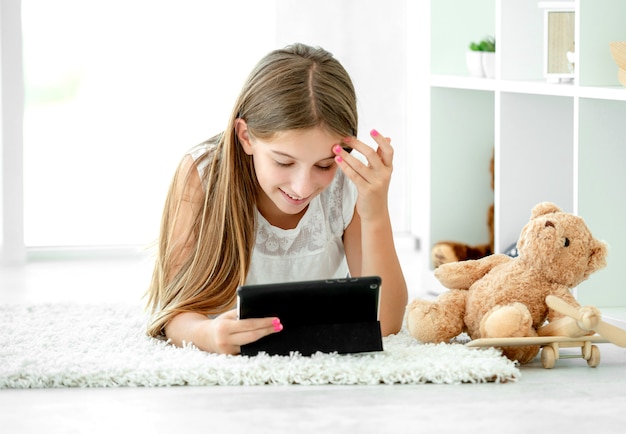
[516,202,608,288]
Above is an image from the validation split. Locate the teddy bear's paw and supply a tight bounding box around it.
[431,243,460,268]
[500,345,540,365]
[405,300,440,342]
[405,299,463,343]
[480,303,534,338]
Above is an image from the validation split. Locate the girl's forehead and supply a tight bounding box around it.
[270,127,342,146]
[257,128,339,162]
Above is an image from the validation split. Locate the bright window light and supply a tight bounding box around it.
[21,0,276,247]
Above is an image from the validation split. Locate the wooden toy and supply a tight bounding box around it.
[466,295,626,368]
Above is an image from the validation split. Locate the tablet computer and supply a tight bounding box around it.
[237,276,383,356]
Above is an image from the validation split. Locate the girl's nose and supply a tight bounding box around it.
[291,169,315,199]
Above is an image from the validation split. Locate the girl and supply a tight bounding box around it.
[146,43,408,354]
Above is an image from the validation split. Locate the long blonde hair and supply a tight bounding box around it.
[145,43,358,336]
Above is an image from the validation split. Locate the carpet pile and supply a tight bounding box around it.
[0,303,520,388]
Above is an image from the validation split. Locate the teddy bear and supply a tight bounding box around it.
[407,202,608,364]
[431,152,495,268]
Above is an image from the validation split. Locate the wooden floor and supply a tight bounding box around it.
[2,236,626,433]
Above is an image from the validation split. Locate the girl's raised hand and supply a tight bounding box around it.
[333,129,393,223]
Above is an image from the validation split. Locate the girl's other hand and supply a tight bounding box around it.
[208,310,283,355]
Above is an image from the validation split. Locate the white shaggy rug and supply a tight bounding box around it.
[0,303,520,388]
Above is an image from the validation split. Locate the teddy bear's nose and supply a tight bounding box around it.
[545,221,555,228]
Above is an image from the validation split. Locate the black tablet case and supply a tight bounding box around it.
[237,276,383,356]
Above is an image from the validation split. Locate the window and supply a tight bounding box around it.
[21,0,276,247]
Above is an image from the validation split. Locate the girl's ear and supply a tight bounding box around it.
[235,119,254,155]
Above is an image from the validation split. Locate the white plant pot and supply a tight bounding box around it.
[466,51,484,77]
[482,52,496,78]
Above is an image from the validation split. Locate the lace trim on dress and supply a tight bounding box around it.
[254,171,347,257]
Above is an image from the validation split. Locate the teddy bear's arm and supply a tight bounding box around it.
[433,253,512,289]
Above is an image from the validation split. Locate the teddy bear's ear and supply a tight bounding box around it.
[531,202,561,219]
[587,239,609,274]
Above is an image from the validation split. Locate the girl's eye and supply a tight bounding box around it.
[274,161,333,171]
[274,161,293,168]
[316,165,333,171]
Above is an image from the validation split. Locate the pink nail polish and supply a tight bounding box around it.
[335,155,343,163]
[333,145,342,154]
[370,129,379,137]
[273,318,283,332]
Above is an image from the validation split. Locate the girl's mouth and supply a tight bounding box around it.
[280,189,308,205]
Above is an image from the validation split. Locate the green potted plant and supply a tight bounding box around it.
[466,36,496,78]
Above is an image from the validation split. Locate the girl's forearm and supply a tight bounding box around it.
[165,311,214,351]
[360,215,408,336]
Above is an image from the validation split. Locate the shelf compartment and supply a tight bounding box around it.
[430,0,495,77]
[429,87,495,267]
[578,0,626,87]
[496,92,574,251]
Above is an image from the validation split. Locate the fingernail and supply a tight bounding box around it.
[342,136,352,143]
[273,318,283,332]
[333,145,342,154]
[370,129,379,137]
[335,155,343,163]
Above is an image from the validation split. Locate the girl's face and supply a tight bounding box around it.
[238,122,341,227]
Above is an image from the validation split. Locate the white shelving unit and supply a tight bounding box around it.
[422,0,626,324]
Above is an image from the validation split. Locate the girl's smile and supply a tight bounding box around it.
[280,188,309,204]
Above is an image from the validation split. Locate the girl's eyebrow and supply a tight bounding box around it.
[271,150,335,162]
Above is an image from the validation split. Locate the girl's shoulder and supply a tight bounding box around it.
[187,140,217,162]
[186,139,219,179]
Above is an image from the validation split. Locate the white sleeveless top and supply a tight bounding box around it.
[188,142,358,285]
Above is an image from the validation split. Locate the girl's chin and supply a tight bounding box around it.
[277,200,308,215]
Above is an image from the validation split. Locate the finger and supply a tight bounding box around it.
[340,137,382,171]
[333,144,371,184]
[342,131,392,170]
[230,317,283,346]
[235,316,282,332]
[369,129,394,167]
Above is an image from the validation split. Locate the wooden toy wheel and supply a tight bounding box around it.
[541,346,557,369]
[586,345,601,368]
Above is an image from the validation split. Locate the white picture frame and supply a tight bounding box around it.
[539,2,576,83]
